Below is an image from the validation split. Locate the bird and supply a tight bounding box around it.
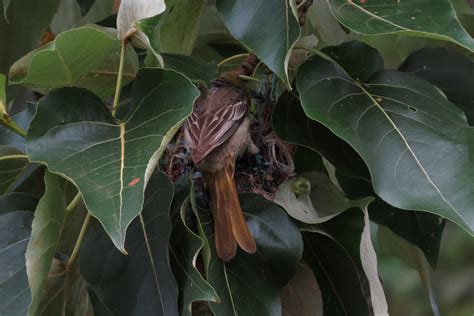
[183,57,259,261]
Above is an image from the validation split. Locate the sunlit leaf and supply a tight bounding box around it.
[26,68,199,251]
[9,25,138,99]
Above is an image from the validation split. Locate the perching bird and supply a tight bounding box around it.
[184,58,259,261]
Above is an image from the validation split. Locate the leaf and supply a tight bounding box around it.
[274,172,366,224]
[170,186,219,316]
[161,53,218,84]
[207,193,303,316]
[26,68,199,251]
[305,200,389,315]
[80,172,179,315]
[377,225,440,315]
[0,0,60,74]
[117,0,166,48]
[216,0,300,85]
[25,171,66,316]
[302,230,371,315]
[9,25,139,99]
[297,52,474,235]
[399,47,474,125]
[0,192,38,216]
[159,0,207,55]
[369,198,445,269]
[0,148,30,195]
[280,264,323,316]
[0,211,34,315]
[76,0,95,16]
[327,0,474,52]
[272,91,371,183]
[0,103,35,153]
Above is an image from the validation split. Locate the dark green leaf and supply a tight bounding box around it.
[26,68,199,251]
[216,0,300,84]
[297,53,474,235]
[322,40,385,82]
[76,0,95,16]
[369,198,445,269]
[0,103,35,153]
[399,47,474,125]
[0,0,60,74]
[0,211,34,315]
[207,193,303,316]
[159,0,207,54]
[0,192,38,216]
[328,0,474,52]
[80,172,179,315]
[26,171,66,316]
[303,230,370,316]
[0,149,30,195]
[9,25,138,99]
[170,182,219,316]
[162,53,218,84]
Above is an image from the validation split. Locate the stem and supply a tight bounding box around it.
[0,154,28,161]
[111,38,128,117]
[238,75,260,82]
[217,53,250,68]
[294,45,334,61]
[0,115,27,138]
[67,213,91,270]
[252,60,264,78]
[66,192,82,213]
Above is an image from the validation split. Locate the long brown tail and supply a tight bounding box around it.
[205,164,257,261]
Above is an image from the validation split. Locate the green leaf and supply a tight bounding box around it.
[0,148,30,195]
[162,53,218,84]
[328,0,474,52]
[297,52,474,235]
[170,186,219,316]
[274,172,367,224]
[80,172,179,315]
[399,47,474,125]
[159,0,207,54]
[0,0,60,74]
[303,229,371,315]
[0,103,35,153]
[377,225,440,315]
[0,211,34,315]
[25,171,66,316]
[216,0,300,85]
[26,68,199,251]
[9,25,139,99]
[76,0,95,16]
[207,193,303,316]
[0,192,38,216]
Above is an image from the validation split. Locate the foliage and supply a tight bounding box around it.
[0,0,473,315]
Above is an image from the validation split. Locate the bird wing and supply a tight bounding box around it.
[184,95,247,164]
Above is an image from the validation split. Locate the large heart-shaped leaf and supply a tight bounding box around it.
[80,172,179,315]
[327,0,474,52]
[9,25,139,99]
[216,0,300,85]
[399,47,474,125]
[206,193,303,316]
[297,53,474,235]
[26,68,200,251]
[26,171,66,316]
[0,211,34,315]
